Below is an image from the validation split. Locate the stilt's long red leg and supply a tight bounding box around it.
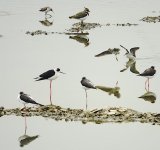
[50,80,53,105]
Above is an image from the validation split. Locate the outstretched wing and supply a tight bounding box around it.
[130,47,139,57]
[120,45,129,53]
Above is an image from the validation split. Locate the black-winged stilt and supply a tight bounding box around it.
[18,92,43,109]
[81,77,96,110]
[137,66,156,91]
[34,68,65,105]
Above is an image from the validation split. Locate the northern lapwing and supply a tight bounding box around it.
[69,7,90,25]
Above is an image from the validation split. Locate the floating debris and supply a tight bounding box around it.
[140,16,160,23]
[1,105,160,126]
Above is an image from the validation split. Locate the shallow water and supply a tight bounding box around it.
[0,0,160,149]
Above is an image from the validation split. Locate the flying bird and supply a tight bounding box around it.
[120,45,140,60]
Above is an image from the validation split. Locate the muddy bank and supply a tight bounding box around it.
[0,106,160,125]
[140,16,160,23]
[26,22,138,36]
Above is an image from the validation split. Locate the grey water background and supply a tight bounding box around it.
[0,0,160,149]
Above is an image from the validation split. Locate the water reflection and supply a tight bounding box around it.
[39,18,53,27]
[69,33,89,47]
[95,48,120,61]
[120,59,139,74]
[18,116,39,147]
[96,82,121,98]
[139,91,156,103]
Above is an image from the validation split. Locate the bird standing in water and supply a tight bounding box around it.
[81,77,96,110]
[34,68,65,105]
[18,92,43,109]
[137,66,156,91]
[69,7,90,26]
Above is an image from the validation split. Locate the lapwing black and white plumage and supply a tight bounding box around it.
[39,7,53,17]
[81,77,96,110]
[18,92,43,109]
[34,68,65,105]
[69,7,90,25]
[120,45,140,60]
[137,66,156,91]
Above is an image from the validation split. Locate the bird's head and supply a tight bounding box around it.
[19,91,24,95]
[151,66,155,69]
[84,7,90,12]
[56,68,66,74]
[82,77,86,80]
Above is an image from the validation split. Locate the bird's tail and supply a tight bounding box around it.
[34,77,42,81]
[37,103,44,106]
[69,16,73,19]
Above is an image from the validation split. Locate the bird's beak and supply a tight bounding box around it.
[60,71,66,74]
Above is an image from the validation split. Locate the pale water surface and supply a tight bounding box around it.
[0,0,160,149]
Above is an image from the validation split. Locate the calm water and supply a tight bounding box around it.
[0,0,160,149]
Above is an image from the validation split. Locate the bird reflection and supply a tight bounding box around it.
[39,18,53,27]
[18,116,39,147]
[120,59,139,74]
[139,91,156,103]
[69,34,89,47]
[95,48,120,61]
[96,81,121,98]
